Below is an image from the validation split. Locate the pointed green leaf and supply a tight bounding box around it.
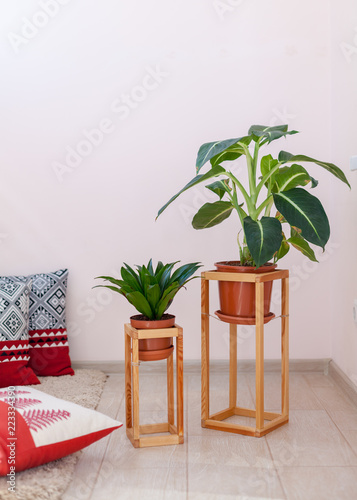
[206,180,230,200]
[273,188,330,248]
[94,276,134,294]
[249,125,299,144]
[209,144,242,167]
[196,138,244,172]
[243,216,283,268]
[169,262,201,286]
[278,151,350,187]
[93,285,126,295]
[288,235,318,262]
[310,176,318,188]
[275,164,311,192]
[159,262,179,292]
[192,201,233,229]
[121,267,142,293]
[275,235,290,262]
[155,261,164,274]
[156,282,181,318]
[157,165,226,218]
[147,259,154,275]
[260,154,279,178]
[125,291,154,319]
[209,136,253,167]
[146,283,161,316]
[156,262,178,288]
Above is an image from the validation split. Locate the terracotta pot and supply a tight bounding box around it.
[214,261,277,325]
[130,314,175,362]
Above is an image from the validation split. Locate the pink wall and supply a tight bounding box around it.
[0,1,354,373]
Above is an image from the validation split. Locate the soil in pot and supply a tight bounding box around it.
[215,261,276,325]
[130,313,175,361]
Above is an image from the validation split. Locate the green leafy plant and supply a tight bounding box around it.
[94,259,201,320]
[157,125,350,268]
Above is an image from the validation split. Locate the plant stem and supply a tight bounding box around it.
[255,162,282,198]
[225,171,255,216]
[264,197,274,217]
[255,195,274,218]
[239,143,256,199]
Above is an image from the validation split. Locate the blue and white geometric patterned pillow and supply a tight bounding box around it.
[0,280,40,388]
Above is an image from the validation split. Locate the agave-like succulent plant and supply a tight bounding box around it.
[94,259,201,320]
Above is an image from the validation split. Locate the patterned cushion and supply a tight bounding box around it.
[0,281,40,388]
[0,386,122,475]
[0,270,74,377]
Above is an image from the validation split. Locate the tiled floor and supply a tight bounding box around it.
[63,367,357,500]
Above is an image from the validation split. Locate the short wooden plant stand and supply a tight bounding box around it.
[124,323,184,448]
[201,269,289,437]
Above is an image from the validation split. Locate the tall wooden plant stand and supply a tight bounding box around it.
[124,323,184,448]
[201,269,289,438]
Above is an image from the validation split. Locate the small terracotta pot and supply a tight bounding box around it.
[130,314,175,362]
[215,261,277,325]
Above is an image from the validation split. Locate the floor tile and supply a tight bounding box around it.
[328,410,357,431]
[266,410,357,466]
[303,372,335,388]
[90,466,187,500]
[277,466,357,500]
[188,434,274,468]
[246,373,323,411]
[188,464,285,499]
[311,386,357,412]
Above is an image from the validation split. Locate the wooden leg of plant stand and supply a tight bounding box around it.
[229,323,237,408]
[281,277,289,418]
[167,352,174,429]
[201,276,210,425]
[255,281,265,433]
[125,329,132,429]
[176,327,184,442]
[132,338,140,441]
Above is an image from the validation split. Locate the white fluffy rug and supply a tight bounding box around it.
[0,369,107,500]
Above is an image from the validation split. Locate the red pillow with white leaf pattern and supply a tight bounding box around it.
[0,386,122,475]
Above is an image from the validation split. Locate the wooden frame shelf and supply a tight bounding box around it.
[124,323,184,448]
[201,269,289,438]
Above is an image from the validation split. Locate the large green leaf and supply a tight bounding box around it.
[210,142,247,167]
[243,216,283,268]
[274,164,311,192]
[156,282,181,318]
[121,267,143,293]
[157,165,226,218]
[125,291,153,319]
[278,151,350,188]
[288,234,318,262]
[94,276,134,294]
[170,262,201,286]
[196,138,244,172]
[192,201,233,229]
[93,284,126,295]
[273,188,330,248]
[275,232,290,262]
[156,261,178,285]
[249,125,299,144]
[206,180,230,200]
[159,262,179,292]
[146,283,162,316]
[260,154,279,178]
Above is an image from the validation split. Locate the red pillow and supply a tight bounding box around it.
[0,281,40,388]
[0,386,122,475]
